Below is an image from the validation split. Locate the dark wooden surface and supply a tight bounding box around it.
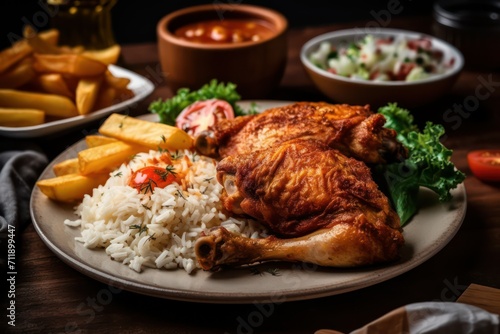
[3,15,500,334]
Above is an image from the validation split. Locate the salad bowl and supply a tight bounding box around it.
[300,28,464,108]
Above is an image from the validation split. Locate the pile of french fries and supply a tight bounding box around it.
[0,27,134,127]
[36,113,194,202]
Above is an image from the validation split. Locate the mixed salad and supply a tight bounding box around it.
[309,35,454,82]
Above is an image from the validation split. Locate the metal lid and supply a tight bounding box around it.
[433,0,500,28]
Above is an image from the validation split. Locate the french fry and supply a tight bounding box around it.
[0,58,35,89]
[0,89,78,118]
[59,45,85,54]
[82,44,121,65]
[93,84,117,110]
[0,42,32,75]
[33,53,107,77]
[78,141,146,175]
[53,158,79,176]
[76,76,102,114]
[23,25,62,54]
[115,87,135,103]
[0,29,59,74]
[36,29,60,46]
[0,28,134,128]
[36,173,109,202]
[62,75,79,93]
[104,70,130,90]
[85,134,118,147]
[99,113,193,151]
[0,108,45,127]
[33,73,74,98]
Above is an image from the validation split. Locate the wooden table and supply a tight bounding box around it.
[4,15,500,333]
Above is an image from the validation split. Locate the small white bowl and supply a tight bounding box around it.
[300,28,464,108]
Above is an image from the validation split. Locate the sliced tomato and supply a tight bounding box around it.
[407,38,432,51]
[129,165,177,193]
[375,37,394,45]
[175,99,235,136]
[393,62,416,81]
[467,150,500,182]
[369,70,381,80]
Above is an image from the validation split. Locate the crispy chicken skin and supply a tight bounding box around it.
[195,102,407,164]
[195,139,404,270]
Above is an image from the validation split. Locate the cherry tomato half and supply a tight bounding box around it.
[467,150,500,182]
[175,99,235,136]
[129,165,177,193]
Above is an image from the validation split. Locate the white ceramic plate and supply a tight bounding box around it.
[0,65,155,138]
[30,101,467,303]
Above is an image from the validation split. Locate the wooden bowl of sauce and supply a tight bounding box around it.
[157,5,288,98]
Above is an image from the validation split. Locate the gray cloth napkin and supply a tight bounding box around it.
[315,302,499,334]
[0,150,48,269]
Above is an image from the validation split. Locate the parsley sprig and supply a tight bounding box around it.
[137,166,177,194]
[155,165,177,181]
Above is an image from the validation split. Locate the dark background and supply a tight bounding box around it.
[2,0,436,49]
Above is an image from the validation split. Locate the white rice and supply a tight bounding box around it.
[64,149,266,274]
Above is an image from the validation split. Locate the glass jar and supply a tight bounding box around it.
[432,0,500,69]
[46,0,117,50]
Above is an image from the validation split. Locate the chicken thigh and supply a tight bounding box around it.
[195,139,404,270]
[195,102,406,164]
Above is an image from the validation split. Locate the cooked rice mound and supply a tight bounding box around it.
[64,149,266,274]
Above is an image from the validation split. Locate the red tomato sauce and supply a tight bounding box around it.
[175,19,275,44]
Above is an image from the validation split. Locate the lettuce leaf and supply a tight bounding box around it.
[148,79,253,125]
[378,103,465,225]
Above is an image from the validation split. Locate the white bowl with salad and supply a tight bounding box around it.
[300,28,463,108]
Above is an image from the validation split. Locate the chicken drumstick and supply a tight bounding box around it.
[195,139,404,270]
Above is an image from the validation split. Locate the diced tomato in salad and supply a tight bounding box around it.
[393,63,416,81]
[406,38,432,51]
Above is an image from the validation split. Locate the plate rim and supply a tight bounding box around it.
[29,100,467,303]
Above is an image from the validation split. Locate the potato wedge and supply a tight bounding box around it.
[85,134,118,147]
[33,54,107,77]
[82,44,121,65]
[0,58,35,89]
[99,113,193,151]
[53,158,79,176]
[78,141,146,175]
[0,89,78,118]
[0,108,45,127]
[33,73,74,98]
[0,29,59,74]
[76,76,102,114]
[36,173,109,202]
